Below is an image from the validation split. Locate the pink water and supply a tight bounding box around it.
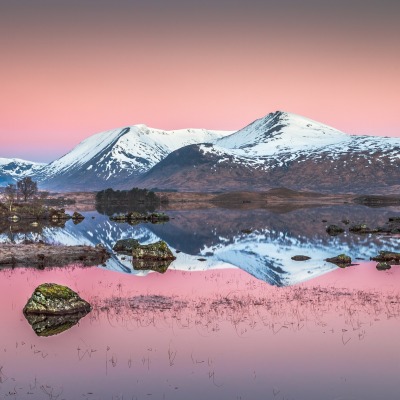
[0,262,399,400]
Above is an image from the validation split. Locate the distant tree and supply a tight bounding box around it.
[4,183,17,212]
[17,177,38,202]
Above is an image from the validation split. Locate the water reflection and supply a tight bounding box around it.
[24,311,89,337]
[0,205,399,286]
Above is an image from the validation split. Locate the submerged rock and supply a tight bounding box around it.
[325,254,352,268]
[376,262,391,271]
[291,255,311,261]
[132,240,176,261]
[23,283,91,315]
[113,239,140,253]
[326,225,344,236]
[371,251,400,264]
[24,311,89,337]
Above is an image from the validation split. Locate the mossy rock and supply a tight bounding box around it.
[23,283,91,315]
[24,311,88,337]
[325,254,352,268]
[113,238,140,253]
[376,262,391,271]
[133,259,172,274]
[132,240,176,261]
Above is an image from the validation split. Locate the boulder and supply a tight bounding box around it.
[23,283,91,315]
[113,239,140,253]
[326,225,344,236]
[325,254,352,268]
[133,260,173,274]
[132,240,176,261]
[24,311,88,337]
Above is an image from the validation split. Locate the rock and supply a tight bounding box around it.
[291,255,311,261]
[72,212,85,220]
[49,208,71,221]
[321,219,327,223]
[133,260,172,274]
[24,311,88,337]
[110,214,128,222]
[113,239,140,253]
[325,254,352,268]
[376,262,391,271]
[110,212,170,224]
[197,258,207,261]
[326,225,344,236]
[23,283,91,315]
[371,251,400,264]
[132,240,176,261]
[148,213,170,223]
[349,224,379,234]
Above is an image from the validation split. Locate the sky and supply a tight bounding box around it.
[1,0,399,162]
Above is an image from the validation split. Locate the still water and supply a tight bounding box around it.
[0,205,399,399]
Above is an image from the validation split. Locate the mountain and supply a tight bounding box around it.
[0,158,45,186]
[36,125,231,191]
[136,111,400,193]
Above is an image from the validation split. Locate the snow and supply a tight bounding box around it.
[42,124,234,179]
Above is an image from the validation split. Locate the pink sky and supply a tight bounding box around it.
[1,1,399,162]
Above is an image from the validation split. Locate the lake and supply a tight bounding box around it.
[0,204,399,399]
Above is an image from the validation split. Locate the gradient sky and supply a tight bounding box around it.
[1,0,399,162]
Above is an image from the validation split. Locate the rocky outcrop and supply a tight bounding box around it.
[0,243,110,268]
[23,283,91,315]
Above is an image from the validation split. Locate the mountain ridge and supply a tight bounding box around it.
[1,111,399,193]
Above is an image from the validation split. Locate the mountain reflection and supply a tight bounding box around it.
[1,205,399,286]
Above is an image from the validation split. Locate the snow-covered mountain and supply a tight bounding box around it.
[4,110,399,193]
[0,158,45,186]
[36,125,232,190]
[137,111,400,193]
